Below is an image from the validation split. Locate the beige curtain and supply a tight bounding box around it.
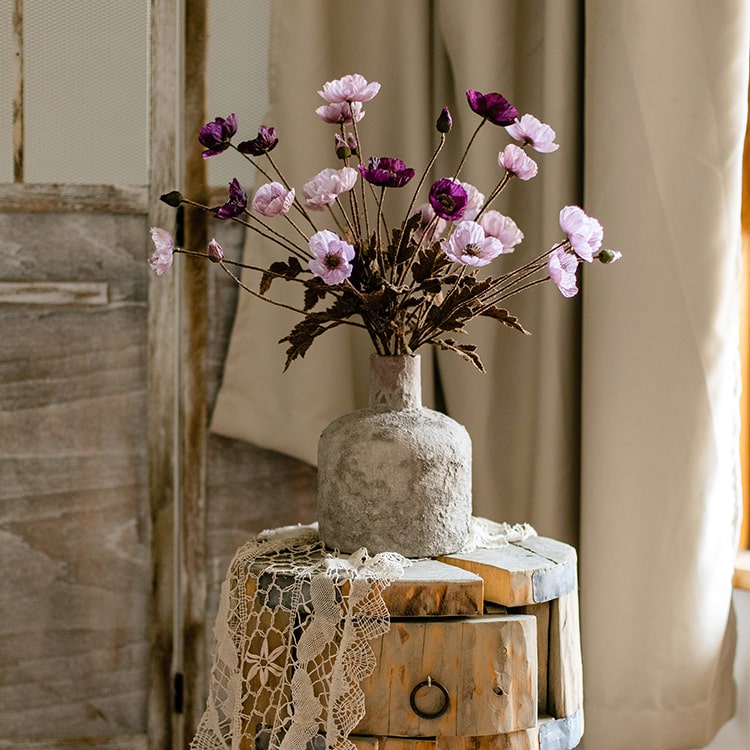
[210,1,748,747]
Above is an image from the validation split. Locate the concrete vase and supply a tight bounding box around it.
[317,354,472,557]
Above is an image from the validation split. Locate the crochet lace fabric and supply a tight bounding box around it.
[191,518,535,750]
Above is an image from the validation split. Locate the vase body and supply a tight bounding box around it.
[317,354,472,557]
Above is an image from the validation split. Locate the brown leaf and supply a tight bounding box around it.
[480,306,531,334]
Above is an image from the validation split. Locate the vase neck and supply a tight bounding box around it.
[369,354,422,410]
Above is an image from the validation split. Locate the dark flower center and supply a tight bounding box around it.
[464,243,480,257]
[324,253,342,270]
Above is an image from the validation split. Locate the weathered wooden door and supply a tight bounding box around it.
[0,3,316,749]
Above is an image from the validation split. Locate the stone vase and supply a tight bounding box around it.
[317,354,472,558]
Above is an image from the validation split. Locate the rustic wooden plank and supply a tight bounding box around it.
[0,184,149,214]
[547,592,583,721]
[351,738,437,750]
[147,1,183,749]
[437,727,538,750]
[514,602,550,715]
[0,281,108,306]
[515,537,577,603]
[439,539,576,607]
[356,615,536,738]
[0,736,147,750]
[538,711,584,750]
[382,559,484,617]
[12,0,23,182]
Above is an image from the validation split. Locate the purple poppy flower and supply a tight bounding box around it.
[466,90,518,126]
[428,178,468,221]
[559,205,603,262]
[441,221,504,267]
[358,157,415,188]
[548,246,579,297]
[214,178,248,220]
[198,114,237,158]
[498,144,538,181]
[148,227,175,275]
[308,230,356,285]
[318,74,381,103]
[237,125,278,156]
[505,113,559,153]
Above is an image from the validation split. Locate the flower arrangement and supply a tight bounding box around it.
[150,73,619,371]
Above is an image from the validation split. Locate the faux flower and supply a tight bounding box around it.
[441,221,504,267]
[505,114,559,153]
[436,107,453,133]
[252,182,296,217]
[498,144,538,181]
[548,246,579,297]
[318,73,381,103]
[559,205,603,262]
[479,211,524,252]
[153,74,618,372]
[148,227,175,275]
[358,157,415,188]
[454,180,485,221]
[428,178,468,221]
[308,230,355,285]
[303,167,358,209]
[316,101,365,125]
[466,90,518,126]
[198,114,237,158]
[237,125,278,156]
[207,238,224,262]
[214,178,248,219]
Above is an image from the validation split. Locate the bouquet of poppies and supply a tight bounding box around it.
[150,73,619,371]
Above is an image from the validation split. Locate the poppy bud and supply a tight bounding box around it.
[436,107,453,133]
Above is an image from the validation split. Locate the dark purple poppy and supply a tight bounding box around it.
[358,157,415,188]
[465,90,518,126]
[198,114,237,158]
[214,178,247,220]
[237,125,279,156]
[428,178,468,221]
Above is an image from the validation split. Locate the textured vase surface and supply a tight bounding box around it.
[317,354,472,557]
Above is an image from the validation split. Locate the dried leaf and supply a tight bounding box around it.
[435,338,486,373]
[480,306,531,334]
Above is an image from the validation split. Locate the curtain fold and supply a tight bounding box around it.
[209,1,748,747]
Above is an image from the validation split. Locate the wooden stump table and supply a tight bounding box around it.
[239,535,583,750]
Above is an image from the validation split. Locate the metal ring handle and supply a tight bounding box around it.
[409,677,450,719]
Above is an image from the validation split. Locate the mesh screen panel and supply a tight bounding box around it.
[22,0,149,185]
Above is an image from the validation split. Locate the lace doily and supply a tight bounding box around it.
[191,517,536,750]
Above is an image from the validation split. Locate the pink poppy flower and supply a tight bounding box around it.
[451,179,484,221]
[308,230,356,285]
[479,211,524,253]
[559,205,603,262]
[315,101,365,125]
[252,182,296,217]
[505,114,559,153]
[148,227,175,275]
[441,221,504,267]
[498,144,538,180]
[547,246,579,297]
[318,74,381,103]
[303,167,358,209]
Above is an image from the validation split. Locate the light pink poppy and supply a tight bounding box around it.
[252,182,296,217]
[498,144,538,181]
[548,246,579,297]
[315,101,365,124]
[148,227,175,275]
[479,211,524,253]
[318,74,381,103]
[559,205,603,262]
[303,167,358,210]
[505,114,559,153]
[308,230,356,285]
[441,221,504,267]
